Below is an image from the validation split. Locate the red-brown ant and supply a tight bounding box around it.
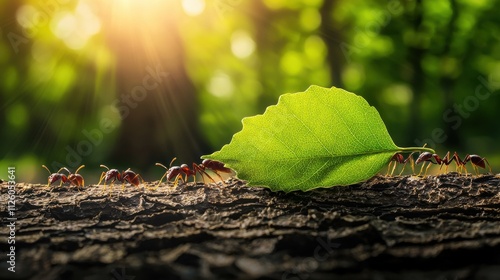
[42,165,68,188]
[60,165,85,190]
[193,159,232,183]
[155,158,194,188]
[98,165,144,192]
[463,154,492,174]
[415,152,442,176]
[121,168,145,187]
[387,152,415,176]
[415,151,492,175]
[155,158,232,188]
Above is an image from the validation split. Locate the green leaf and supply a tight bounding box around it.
[203,85,434,192]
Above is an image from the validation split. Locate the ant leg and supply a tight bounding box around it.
[473,164,479,175]
[418,162,426,176]
[212,171,227,185]
[390,161,397,176]
[191,164,205,184]
[97,172,108,194]
[386,161,393,176]
[106,178,116,196]
[110,179,116,192]
[137,174,145,184]
[462,165,469,176]
[97,172,106,185]
[483,158,493,173]
[425,162,432,176]
[132,174,146,189]
[156,172,168,189]
[439,152,450,173]
[193,164,216,185]
[409,155,416,175]
[173,174,184,188]
[398,152,415,176]
[439,162,449,174]
[155,163,170,189]
[396,161,404,176]
[102,182,107,194]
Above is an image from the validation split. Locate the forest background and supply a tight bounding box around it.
[1,0,499,183]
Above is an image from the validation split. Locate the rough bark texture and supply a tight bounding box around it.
[2,174,500,280]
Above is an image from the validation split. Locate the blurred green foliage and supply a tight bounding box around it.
[1,0,499,183]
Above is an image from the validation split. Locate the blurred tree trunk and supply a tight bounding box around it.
[320,0,344,87]
[98,2,208,168]
[408,0,425,146]
[440,0,460,148]
[250,0,277,109]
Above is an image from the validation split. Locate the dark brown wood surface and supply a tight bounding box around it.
[2,174,500,280]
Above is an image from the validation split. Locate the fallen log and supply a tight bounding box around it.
[1,173,500,279]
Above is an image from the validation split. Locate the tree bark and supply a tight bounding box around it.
[2,174,500,279]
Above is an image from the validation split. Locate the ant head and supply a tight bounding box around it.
[48,173,67,183]
[392,154,404,161]
[167,166,182,180]
[415,152,432,164]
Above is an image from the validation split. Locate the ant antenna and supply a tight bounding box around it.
[100,164,110,170]
[155,163,168,170]
[169,157,177,167]
[60,167,71,174]
[75,165,85,173]
[41,165,51,174]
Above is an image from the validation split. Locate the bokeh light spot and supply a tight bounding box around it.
[231,30,255,59]
[342,64,365,90]
[382,84,413,106]
[304,35,327,65]
[50,1,100,50]
[207,72,234,98]
[280,51,303,75]
[182,0,206,16]
[300,8,321,31]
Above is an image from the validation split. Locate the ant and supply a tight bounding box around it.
[155,158,195,188]
[60,165,85,190]
[98,165,145,192]
[415,152,492,175]
[155,158,232,188]
[463,154,492,175]
[41,165,68,188]
[194,159,232,183]
[387,152,415,176]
